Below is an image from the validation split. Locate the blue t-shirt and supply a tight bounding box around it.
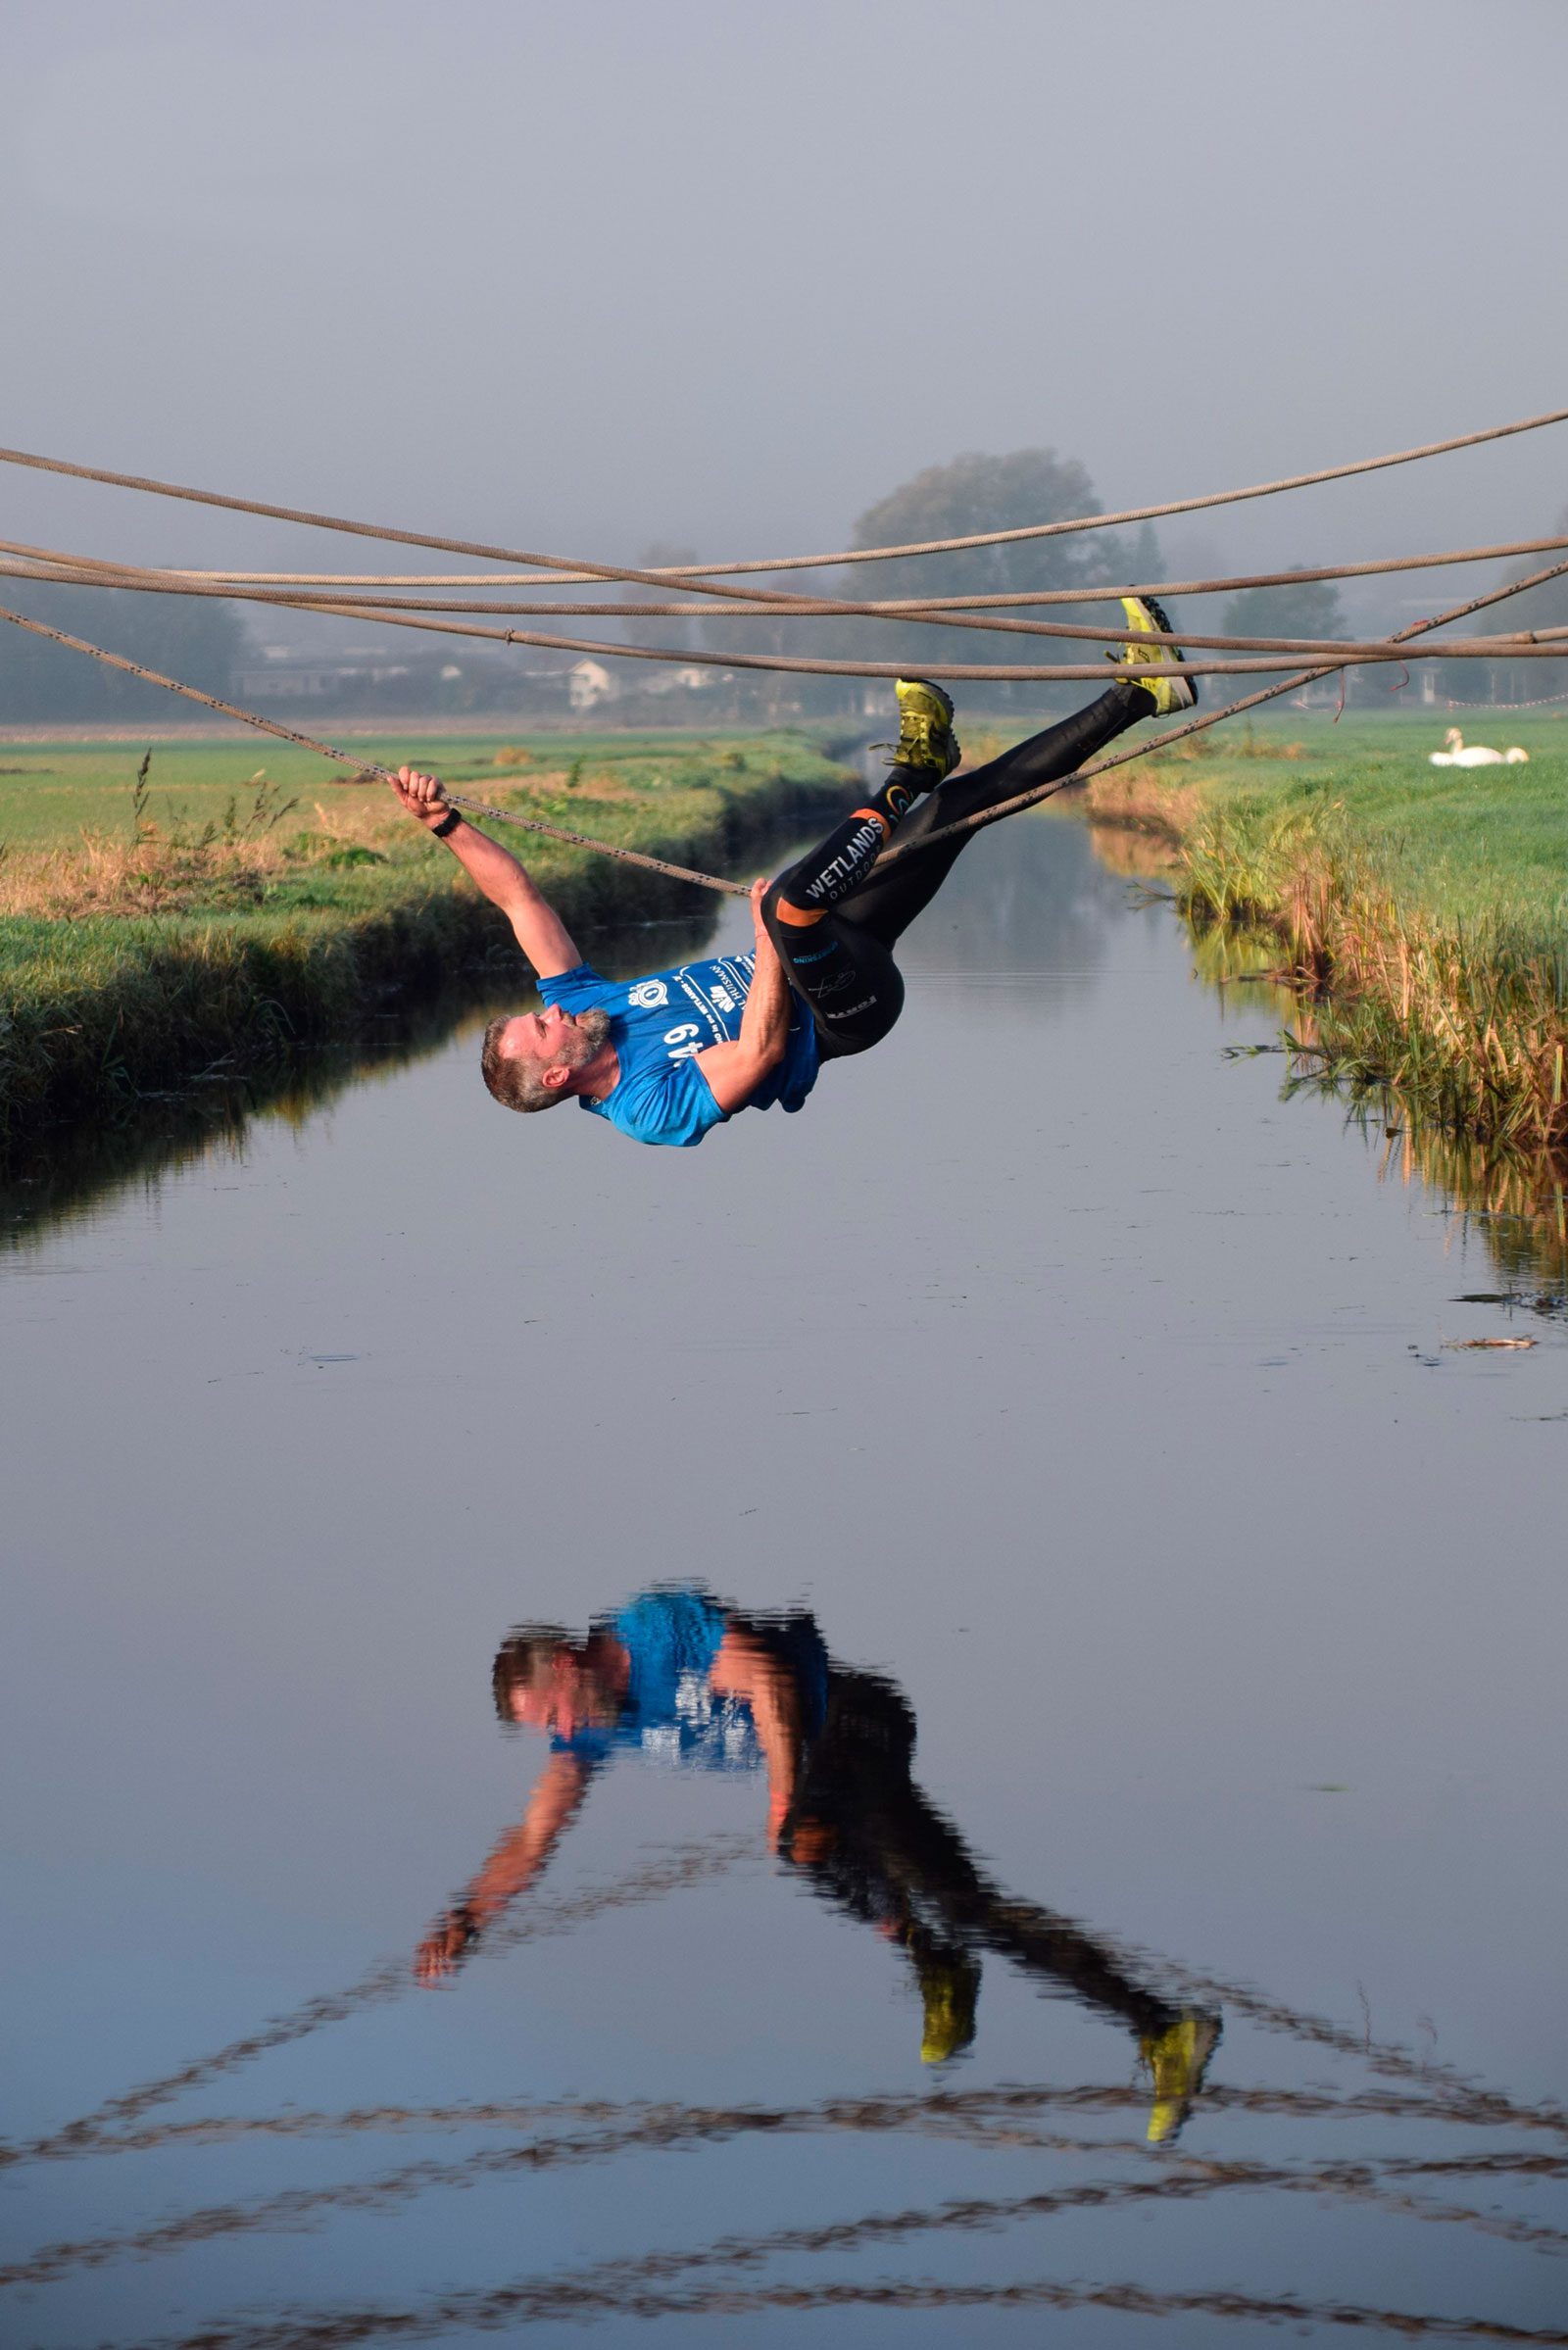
[543,953,820,1149]
[553,1590,830,1772]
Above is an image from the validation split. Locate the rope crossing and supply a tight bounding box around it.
[2,404,1565,899]
[5,547,1567,670]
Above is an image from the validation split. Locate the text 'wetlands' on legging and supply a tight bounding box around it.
[762,680,1155,1058]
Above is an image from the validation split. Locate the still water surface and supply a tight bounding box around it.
[2,811,1565,2346]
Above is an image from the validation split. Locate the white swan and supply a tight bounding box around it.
[1429,727,1529,768]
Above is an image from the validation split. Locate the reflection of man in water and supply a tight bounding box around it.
[416,1588,1219,2143]
[387,601,1196,1149]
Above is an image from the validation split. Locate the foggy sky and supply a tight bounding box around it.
[6,0,1567,612]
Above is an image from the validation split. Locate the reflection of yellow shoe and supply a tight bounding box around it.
[915,1945,980,2064]
[1111,594,1198,717]
[891,677,961,779]
[1141,2011,1220,2144]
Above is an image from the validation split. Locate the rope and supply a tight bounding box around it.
[5,548,1565,906]
[4,551,1566,892]
[3,401,1565,596]
[7,559,1560,685]
[866,548,1568,873]
[3,445,1564,903]
[0,604,755,897]
[1447,687,1568,711]
[3,550,1560,665]
[7,526,1568,606]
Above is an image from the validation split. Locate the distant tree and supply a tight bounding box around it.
[0,580,246,723]
[695,451,1168,717]
[829,448,1159,706]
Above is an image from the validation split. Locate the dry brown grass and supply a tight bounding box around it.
[0,763,319,919]
[0,831,288,919]
[0,750,711,924]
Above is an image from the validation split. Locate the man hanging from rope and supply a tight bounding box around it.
[389,598,1195,1149]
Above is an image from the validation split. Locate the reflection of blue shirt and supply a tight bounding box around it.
[543,956,820,1150]
[553,1590,829,1773]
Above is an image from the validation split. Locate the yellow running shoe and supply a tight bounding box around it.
[1111,593,1198,717]
[890,676,961,779]
[914,1944,980,2064]
[1141,2010,1221,2144]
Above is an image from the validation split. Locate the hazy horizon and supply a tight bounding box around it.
[7,0,1567,620]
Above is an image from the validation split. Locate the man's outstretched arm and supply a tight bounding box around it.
[414,1749,598,1983]
[391,766,582,981]
[696,880,793,1114]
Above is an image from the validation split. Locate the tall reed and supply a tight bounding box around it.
[1178,798,1568,1156]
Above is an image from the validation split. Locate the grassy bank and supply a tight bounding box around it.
[1081,707,1568,1156]
[0,728,855,1162]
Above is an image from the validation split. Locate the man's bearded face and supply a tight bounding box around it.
[545,1004,610,1071]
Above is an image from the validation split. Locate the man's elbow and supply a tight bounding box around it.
[702,1040,782,1114]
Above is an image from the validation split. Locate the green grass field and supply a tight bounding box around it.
[0,728,829,849]
[1121,705,1568,935]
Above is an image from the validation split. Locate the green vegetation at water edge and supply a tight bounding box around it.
[0,728,854,1160]
[1084,707,1568,1154]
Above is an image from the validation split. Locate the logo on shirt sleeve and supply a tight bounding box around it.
[627,979,669,1010]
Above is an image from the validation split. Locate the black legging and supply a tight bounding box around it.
[763,680,1152,1056]
[781,1664,1180,2046]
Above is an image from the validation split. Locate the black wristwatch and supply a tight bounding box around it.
[431,807,463,839]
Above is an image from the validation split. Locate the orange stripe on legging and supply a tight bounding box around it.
[773,897,826,927]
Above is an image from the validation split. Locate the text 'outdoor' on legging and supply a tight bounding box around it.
[762,680,1154,1058]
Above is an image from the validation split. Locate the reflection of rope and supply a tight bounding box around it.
[47,2077,1568,2164]
[6,2124,1562,2298]
[94,2256,1568,2348]
[0,1836,752,2176]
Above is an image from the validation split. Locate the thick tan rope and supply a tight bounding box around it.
[0,603,756,897]
[4,553,1564,906]
[7,528,1568,605]
[7,557,1559,682]
[3,551,1558,665]
[3,402,1566,597]
[868,548,1568,874]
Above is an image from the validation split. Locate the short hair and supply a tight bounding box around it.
[492,1624,574,1723]
[481,1014,564,1113]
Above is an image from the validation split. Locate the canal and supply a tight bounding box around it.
[2,806,1564,2346]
